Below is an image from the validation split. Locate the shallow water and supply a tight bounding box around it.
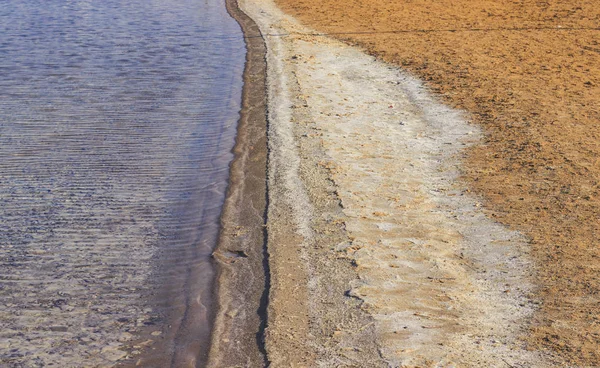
[0,0,245,366]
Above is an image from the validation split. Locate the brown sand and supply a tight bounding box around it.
[236,0,393,365]
[207,0,269,366]
[272,0,600,365]
[237,0,560,365]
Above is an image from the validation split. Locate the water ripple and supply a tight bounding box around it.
[0,0,245,366]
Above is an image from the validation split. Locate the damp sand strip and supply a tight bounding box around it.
[229,0,562,366]
[207,0,269,366]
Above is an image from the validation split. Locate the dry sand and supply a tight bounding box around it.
[233,0,563,366]
[272,0,600,365]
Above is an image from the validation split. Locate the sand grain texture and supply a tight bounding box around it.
[206,0,269,366]
[239,0,557,366]
[273,0,600,365]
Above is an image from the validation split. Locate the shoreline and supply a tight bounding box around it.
[118,1,268,366]
[118,1,260,366]
[208,0,269,365]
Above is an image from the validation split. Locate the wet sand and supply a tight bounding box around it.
[207,0,269,366]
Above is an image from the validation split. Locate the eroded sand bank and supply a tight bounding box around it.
[235,0,561,366]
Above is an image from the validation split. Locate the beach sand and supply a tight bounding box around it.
[207,0,268,366]
[211,0,577,366]
[266,0,600,366]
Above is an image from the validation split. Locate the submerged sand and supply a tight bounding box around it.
[220,0,562,366]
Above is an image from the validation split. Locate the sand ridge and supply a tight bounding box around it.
[237,0,556,365]
[206,0,269,366]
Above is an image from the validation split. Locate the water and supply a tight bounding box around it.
[0,0,245,366]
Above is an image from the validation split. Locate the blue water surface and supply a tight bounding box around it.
[0,0,245,366]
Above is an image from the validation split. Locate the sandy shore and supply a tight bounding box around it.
[207,0,268,366]
[214,0,564,366]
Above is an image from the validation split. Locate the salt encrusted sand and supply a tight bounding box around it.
[232,0,561,365]
[273,0,600,365]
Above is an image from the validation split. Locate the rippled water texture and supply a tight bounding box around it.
[0,0,245,366]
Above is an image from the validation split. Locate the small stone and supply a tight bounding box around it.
[101,345,127,362]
